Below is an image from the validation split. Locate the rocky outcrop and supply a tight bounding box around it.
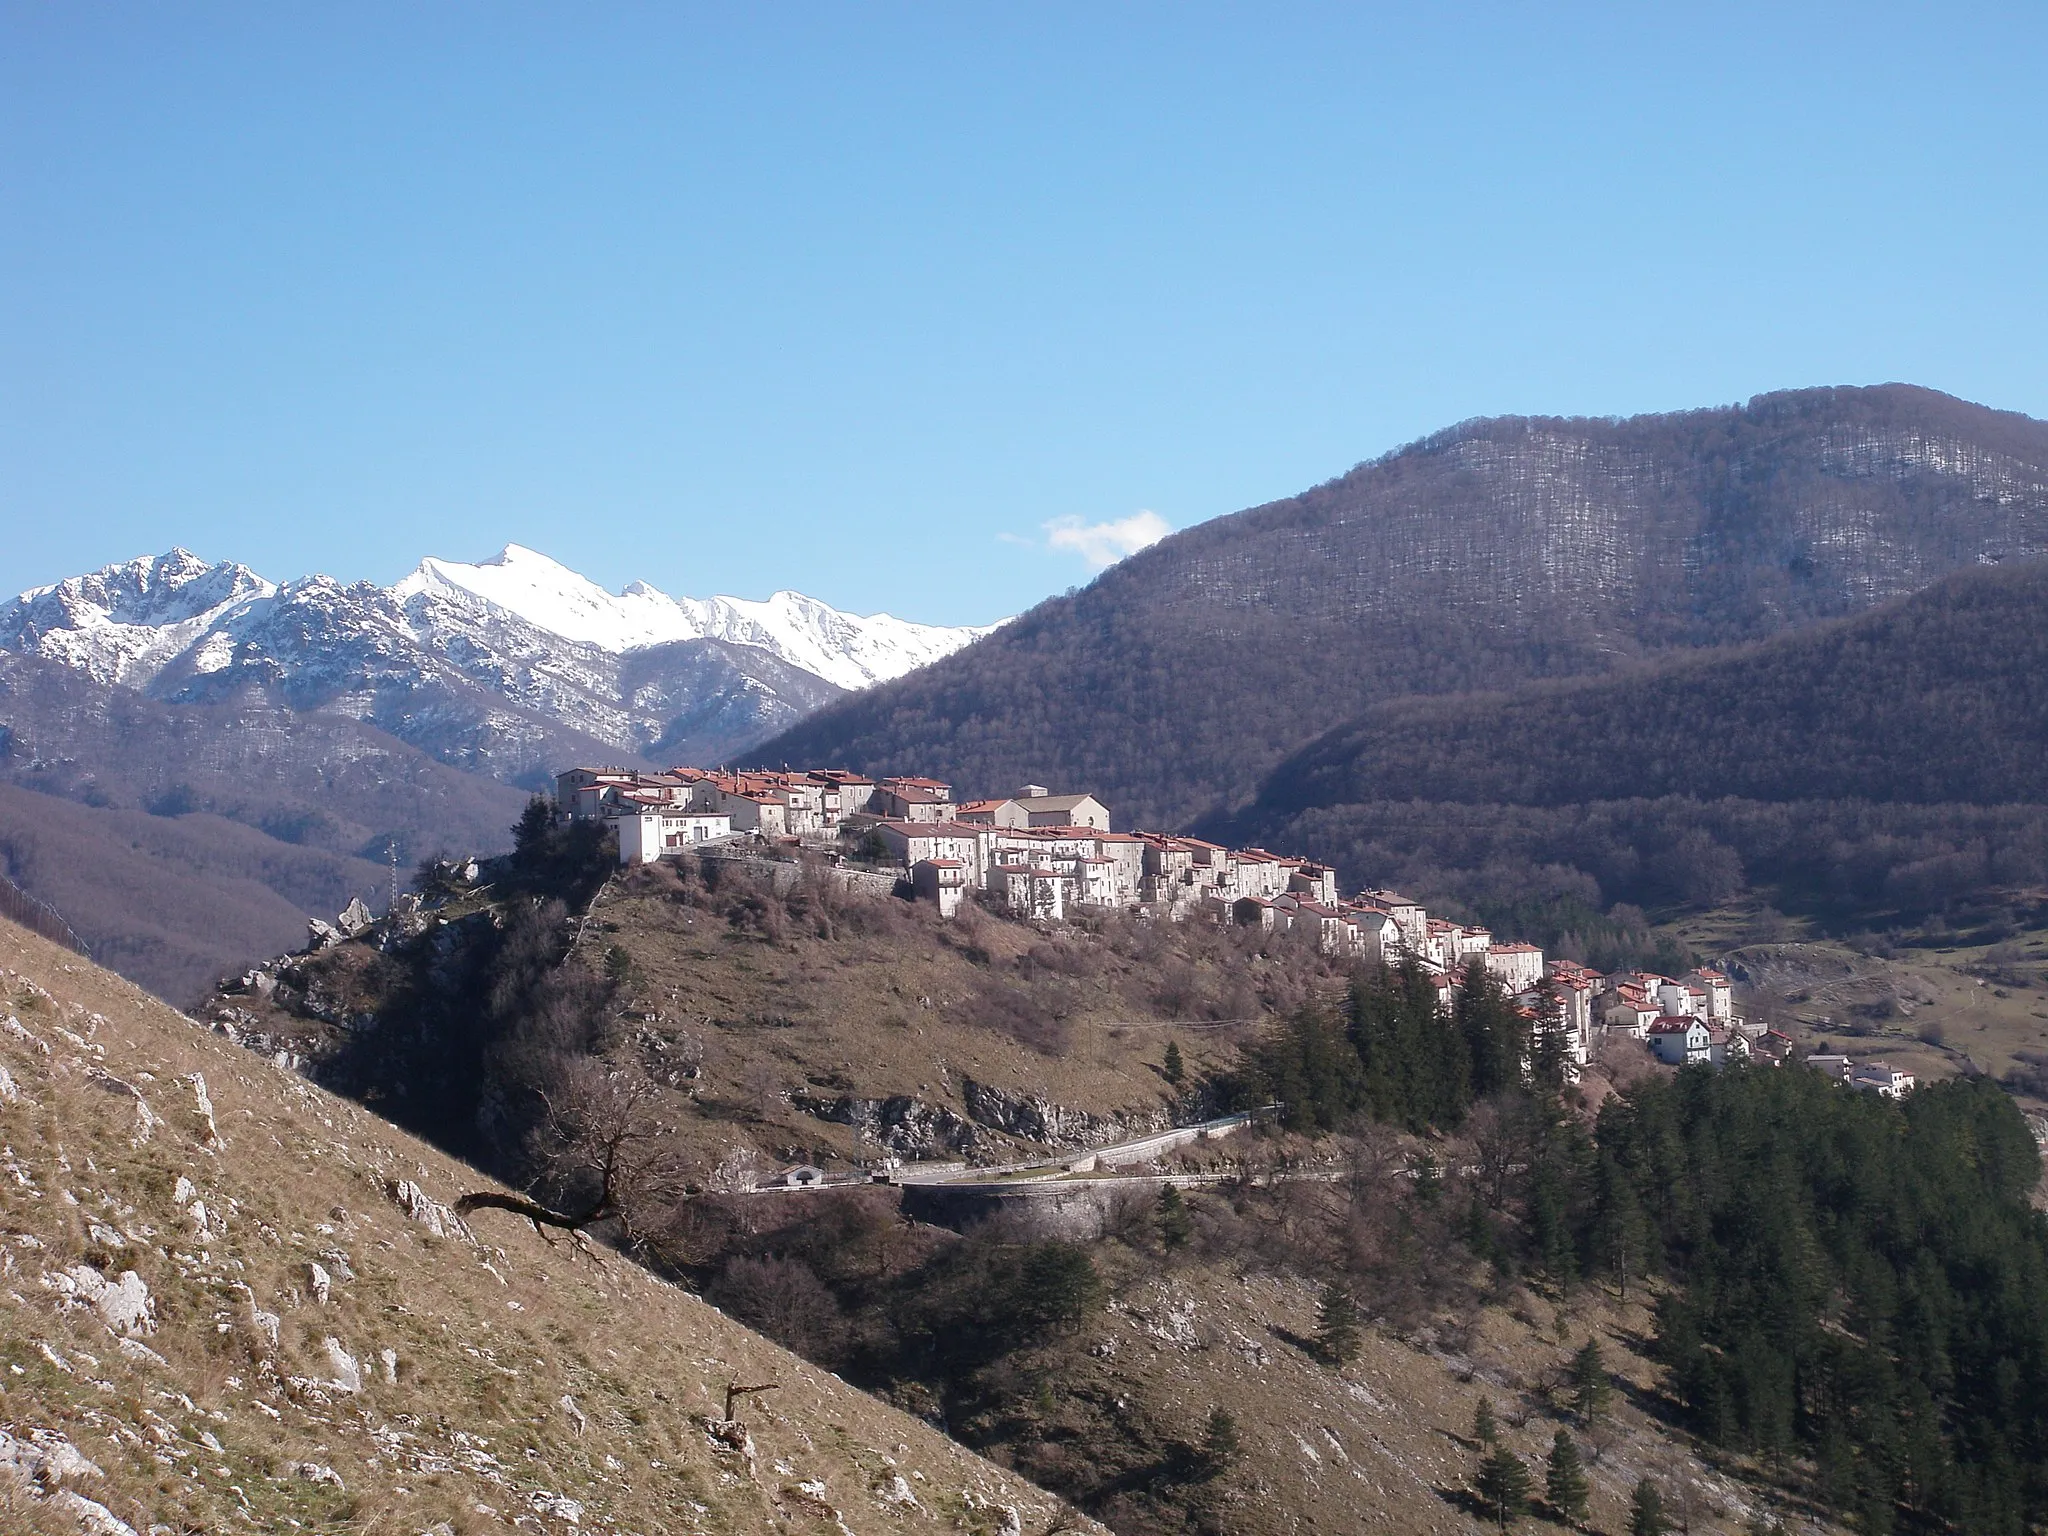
[961,1079,1172,1151]
[792,1092,984,1157]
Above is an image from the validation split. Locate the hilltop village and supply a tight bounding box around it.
[552,764,1914,1092]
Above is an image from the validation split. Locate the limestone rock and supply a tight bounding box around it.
[44,1264,156,1337]
[385,1178,473,1242]
[323,1336,362,1394]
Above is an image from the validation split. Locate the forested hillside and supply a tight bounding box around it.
[758,385,2048,825]
[1239,963,2048,1534]
[1250,558,2048,815]
[1214,560,2048,942]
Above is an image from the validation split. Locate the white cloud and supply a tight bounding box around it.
[1042,510,1172,570]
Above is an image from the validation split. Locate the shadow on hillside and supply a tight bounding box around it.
[1264,1323,1319,1358]
[1431,1481,1491,1520]
[1611,1371,1683,1429]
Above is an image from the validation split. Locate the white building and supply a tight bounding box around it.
[1647,1017,1713,1066]
[1848,1061,1916,1098]
[618,809,733,864]
[911,858,968,919]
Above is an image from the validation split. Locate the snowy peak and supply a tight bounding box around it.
[1,544,1002,779]
[390,544,1000,690]
[1,550,276,688]
[392,545,643,650]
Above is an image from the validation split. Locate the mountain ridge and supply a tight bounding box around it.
[2,544,997,785]
[1191,556,2048,943]
[754,384,2048,826]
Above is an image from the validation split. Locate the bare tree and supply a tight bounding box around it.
[458,1057,690,1248]
[1467,1095,1539,1212]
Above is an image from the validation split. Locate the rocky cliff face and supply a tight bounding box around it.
[758,385,2048,826]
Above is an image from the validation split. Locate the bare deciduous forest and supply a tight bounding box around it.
[757,386,2048,830]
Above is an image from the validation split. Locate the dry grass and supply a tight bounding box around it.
[0,917,1101,1535]
[575,870,1337,1169]
[1028,1255,1849,1535]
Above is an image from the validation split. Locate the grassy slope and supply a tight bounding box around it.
[0,916,1098,1536]
[1043,1262,1811,1536]
[201,862,1354,1180]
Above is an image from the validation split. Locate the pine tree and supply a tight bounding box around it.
[1571,1339,1613,1426]
[1200,1406,1241,1477]
[1316,1281,1361,1365]
[1529,977,1571,1092]
[1473,1397,1498,1444]
[1475,1444,1530,1528]
[1163,1039,1185,1085]
[1628,1477,1668,1536]
[1545,1430,1590,1529]
[1155,1183,1193,1250]
[1592,1153,1649,1299]
[512,794,554,862]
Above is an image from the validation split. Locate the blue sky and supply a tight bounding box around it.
[4,4,2044,625]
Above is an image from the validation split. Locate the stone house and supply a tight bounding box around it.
[872,778,954,822]
[1750,1029,1797,1067]
[1683,968,1736,1022]
[1362,890,1429,953]
[991,862,1065,921]
[1485,942,1546,993]
[1343,908,1402,965]
[1705,1025,1749,1066]
[806,770,877,824]
[872,821,982,876]
[1848,1061,1915,1097]
[1603,985,1662,1038]
[1014,789,1111,831]
[1230,850,1296,901]
[1288,863,1341,905]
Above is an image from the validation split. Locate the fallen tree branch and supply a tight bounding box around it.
[453,1190,605,1232]
[724,1381,780,1420]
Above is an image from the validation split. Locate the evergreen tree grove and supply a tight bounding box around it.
[1223,961,2048,1532]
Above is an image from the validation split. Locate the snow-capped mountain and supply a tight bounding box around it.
[389,545,993,691]
[0,547,1002,784]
